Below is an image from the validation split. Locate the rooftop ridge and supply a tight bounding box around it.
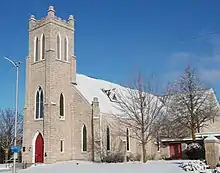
[76,73,126,89]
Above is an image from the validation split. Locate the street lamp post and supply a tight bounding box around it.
[4,57,21,173]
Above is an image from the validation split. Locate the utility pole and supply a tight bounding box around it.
[4,57,21,173]
[91,103,95,162]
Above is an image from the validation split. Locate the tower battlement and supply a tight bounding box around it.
[29,6,74,31]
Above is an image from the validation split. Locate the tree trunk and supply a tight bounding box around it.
[4,149,8,163]
[142,142,146,163]
[191,125,196,142]
[197,126,200,133]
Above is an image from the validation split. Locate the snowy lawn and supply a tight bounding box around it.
[0,164,10,172]
[0,160,212,173]
[0,160,187,173]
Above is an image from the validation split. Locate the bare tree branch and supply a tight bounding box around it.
[0,108,23,162]
[165,66,220,141]
[111,72,168,162]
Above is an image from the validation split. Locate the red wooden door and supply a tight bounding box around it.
[169,144,175,158]
[35,133,44,163]
[176,143,182,159]
[169,143,182,159]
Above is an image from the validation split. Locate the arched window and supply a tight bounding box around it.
[35,87,44,119]
[82,125,87,151]
[57,34,61,59]
[35,91,39,119]
[60,93,64,117]
[40,90,44,119]
[126,128,130,151]
[41,34,45,60]
[107,126,110,151]
[34,37,39,62]
[64,36,68,61]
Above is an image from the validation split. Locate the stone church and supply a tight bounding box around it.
[22,6,159,164]
[22,6,220,164]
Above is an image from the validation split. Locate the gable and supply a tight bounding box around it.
[74,74,123,114]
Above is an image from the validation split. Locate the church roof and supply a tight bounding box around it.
[75,73,127,114]
[74,73,219,116]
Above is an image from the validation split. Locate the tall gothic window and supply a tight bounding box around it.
[82,125,87,151]
[107,126,110,151]
[41,34,45,60]
[35,87,44,119]
[64,36,68,61]
[34,37,39,62]
[35,90,39,119]
[57,34,61,59]
[126,128,130,151]
[60,140,64,152]
[60,93,64,117]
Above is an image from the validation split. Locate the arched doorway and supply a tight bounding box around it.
[34,133,44,163]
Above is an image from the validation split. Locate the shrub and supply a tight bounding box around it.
[126,153,141,162]
[184,143,205,160]
[101,152,124,163]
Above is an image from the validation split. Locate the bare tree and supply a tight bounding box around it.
[166,66,219,141]
[0,108,23,162]
[159,118,190,139]
[112,73,168,163]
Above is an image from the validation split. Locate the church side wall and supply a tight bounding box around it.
[71,87,93,160]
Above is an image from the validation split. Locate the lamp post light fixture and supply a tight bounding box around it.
[4,57,21,173]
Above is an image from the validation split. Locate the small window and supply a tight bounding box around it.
[34,37,39,62]
[60,93,64,117]
[41,34,45,60]
[64,36,68,61]
[82,125,87,151]
[57,34,61,59]
[60,140,64,152]
[107,126,110,151]
[126,128,130,151]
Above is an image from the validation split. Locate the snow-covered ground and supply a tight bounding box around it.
[0,160,214,173]
[20,160,186,173]
[0,164,10,172]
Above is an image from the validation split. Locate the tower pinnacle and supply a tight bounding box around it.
[47,6,55,17]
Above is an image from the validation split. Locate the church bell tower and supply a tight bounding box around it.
[22,6,76,163]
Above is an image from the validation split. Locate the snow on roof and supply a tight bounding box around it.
[204,135,219,142]
[196,132,220,137]
[74,73,161,115]
[74,74,126,114]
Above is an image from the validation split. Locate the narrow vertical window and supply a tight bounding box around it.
[34,37,39,62]
[126,128,130,151]
[107,126,110,151]
[82,125,87,151]
[35,91,39,119]
[64,36,68,61]
[40,89,44,118]
[60,140,64,152]
[57,34,61,59]
[35,87,44,119]
[41,34,45,60]
[60,93,64,117]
